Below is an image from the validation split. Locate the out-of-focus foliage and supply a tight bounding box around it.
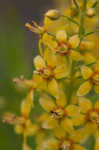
[0,9,31,150]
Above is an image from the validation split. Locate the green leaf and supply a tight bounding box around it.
[92,1,98,8]
[73,0,80,9]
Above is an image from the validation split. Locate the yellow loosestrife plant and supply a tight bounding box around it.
[3,0,99,150]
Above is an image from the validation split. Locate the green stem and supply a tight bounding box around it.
[67,62,76,104]
[84,29,99,37]
[46,31,59,42]
[79,0,87,37]
[47,31,56,39]
[61,14,79,26]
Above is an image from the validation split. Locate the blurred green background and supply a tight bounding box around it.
[0,0,53,150]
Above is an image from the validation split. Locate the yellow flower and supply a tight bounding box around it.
[76,98,99,136]
[33,54,69,98]
[77,64,99,96]
[54,32,83,63]
[44,126,86,150]
[39,94,80,133]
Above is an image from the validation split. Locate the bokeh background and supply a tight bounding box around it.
[0,0,54,150]
[0,0,99,150]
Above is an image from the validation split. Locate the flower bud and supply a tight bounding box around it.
[13,76,33,89]
[45,9,60,20]
[2,113,20,125]
[86,8,95,17]
[56,30,67,42]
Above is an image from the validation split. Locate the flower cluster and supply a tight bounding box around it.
[3,0,99,150]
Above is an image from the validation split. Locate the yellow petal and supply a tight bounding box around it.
[55,55,66,66]
[81,66,93,79]
[72,114,85,126]
[33,74,47,90]
[23,143,32,150]
[54,64,69,79]
[73,144,86,150]
[69,35,80,48]
[61,118,74,133]
[56,30,67,42]
[95,140,99,150]
[71,127,89,143]
[94,85,99,94]
[39,95,55,112]
[42,116,58,129]
[70,50,83,61]
[42,33,57,48]
[77,81,92,96]
[84,53,96,65]
[25,123,39,136]
[80,41,95,51]
[48,79,59,99]
[85,122,97,134]
[44,48,57,68]
[94,62,99,72]
[54,126,66,139]
[56,91,67,107]
[21,90,34,117]
[14,124,24,134]
[66,105,80,117]
[94,100,99,110]
[79,97,92,113]
[43,138,59,150]
[34,55,46,70]
[37,113,48,123]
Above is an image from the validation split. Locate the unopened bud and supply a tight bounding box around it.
[13,76,33,89]
[86,8,95,17]
[45,9,60,20]
[25,21,46,35]
[3,113,18,125]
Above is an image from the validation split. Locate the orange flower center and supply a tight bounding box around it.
[36,66,54,80]
[59,139,73,150]
[90,72,99,85]
[50,107,66,119]
[86,109,99,124]
[55,42,71,56]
